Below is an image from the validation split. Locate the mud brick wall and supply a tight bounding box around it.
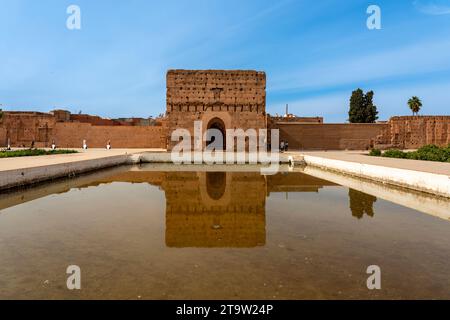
[166,70,267,150]
[0,111,167,149]
[0,127,6,146]
[276,123,387,150]
[0,112,57,147]
[375,116,450,149]
[53,123,166,148]
[270,116,323,123]
[70,114,119,126]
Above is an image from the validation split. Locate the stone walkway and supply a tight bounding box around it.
[293,151,450,176]
[2,149,449,176]
[1,148,449,197]
[0,148,166,190]
[0,149,163,171]
[291,150,450,197]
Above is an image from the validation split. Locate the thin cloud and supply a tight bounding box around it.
[414,0,450,15]
[270,38,450,93]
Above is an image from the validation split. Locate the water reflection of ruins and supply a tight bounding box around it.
[164,172,266,248]
[74,170,341,248]
[0,168,381,247]
[160,171,339,248]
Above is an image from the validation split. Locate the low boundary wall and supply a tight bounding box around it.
[276,123,387,150]
[54,123,166,149]
[302,154,450,198]
[0,155,129,191]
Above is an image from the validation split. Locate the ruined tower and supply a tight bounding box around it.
[166,69,267,150]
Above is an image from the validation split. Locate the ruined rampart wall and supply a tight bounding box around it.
[0,112,166,148]
[53,123,166,148]
[375,116,450,149]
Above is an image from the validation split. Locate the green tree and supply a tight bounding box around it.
[0,109,3,122]
[408,96,422,116]
[364,90,378,123]
[349,89,364,123]
[348,89,379,123]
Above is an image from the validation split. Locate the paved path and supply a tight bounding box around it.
[288,150,450,197]
[2,149,448,176]
[292,151,450,176]
[0,149,163,171]
[1,148,449,196]
[0,148,165,190]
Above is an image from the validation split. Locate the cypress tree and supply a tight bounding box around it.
[348,89,378,123]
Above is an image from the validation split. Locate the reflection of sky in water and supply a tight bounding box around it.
[0,167,449,299]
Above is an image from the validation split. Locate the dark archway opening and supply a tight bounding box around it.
[206,118,226,150]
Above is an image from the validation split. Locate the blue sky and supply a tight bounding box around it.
[1,0,450,122]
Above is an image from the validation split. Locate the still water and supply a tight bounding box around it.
[0,165,449,299]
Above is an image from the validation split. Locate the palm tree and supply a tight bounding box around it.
[408,96,422,116]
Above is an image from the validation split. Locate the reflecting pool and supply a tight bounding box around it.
[0,165,449,299]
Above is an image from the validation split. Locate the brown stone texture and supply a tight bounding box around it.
[166,70,267,150]
[375,116,450,149]
[270,116,323,123]
[275,123,387,150]
[53,123,165,148]
[0,112,56,148]
[0,127,6,146]
[52,110,71,122]
[0,111,166,149]
[69,114,119,126]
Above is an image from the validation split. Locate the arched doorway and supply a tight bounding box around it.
[206,117,226,150]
